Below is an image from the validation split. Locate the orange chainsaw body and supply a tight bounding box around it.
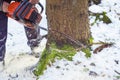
[7,1,42,29]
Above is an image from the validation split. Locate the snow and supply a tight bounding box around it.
[0,0,120,80]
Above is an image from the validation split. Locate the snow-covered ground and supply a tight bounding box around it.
[0,0,120,80]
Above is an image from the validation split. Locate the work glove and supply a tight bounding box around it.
[2,1,10,12]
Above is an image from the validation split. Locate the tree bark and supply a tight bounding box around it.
[46,0,90,47]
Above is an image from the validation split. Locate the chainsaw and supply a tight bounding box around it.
[7,0,44,29]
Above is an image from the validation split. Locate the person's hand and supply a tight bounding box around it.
[2,1,10,12]
[29,0,39,4]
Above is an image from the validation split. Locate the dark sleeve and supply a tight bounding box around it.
[4,0,12,3]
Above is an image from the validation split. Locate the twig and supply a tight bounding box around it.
[115,70,120,75]
[93,42,114,54]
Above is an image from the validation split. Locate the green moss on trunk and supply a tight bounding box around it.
[33,43,76,76]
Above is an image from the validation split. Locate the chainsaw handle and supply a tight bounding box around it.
[23,0,44,14]
[38,2,44,14]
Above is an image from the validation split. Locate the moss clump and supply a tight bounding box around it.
[81,48,91,58]
[33,43,76,76]
[102,12,112,24]
[91,12,112,26]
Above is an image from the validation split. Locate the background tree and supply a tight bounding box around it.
[34,0,90,76]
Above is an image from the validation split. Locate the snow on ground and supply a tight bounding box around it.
[0,0,47,80]
[0,54,39,80]
[0,0,120,80]
[39,0,120,80]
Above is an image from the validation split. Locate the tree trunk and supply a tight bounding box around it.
[34,0,90,76]
[46,0,90,46]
